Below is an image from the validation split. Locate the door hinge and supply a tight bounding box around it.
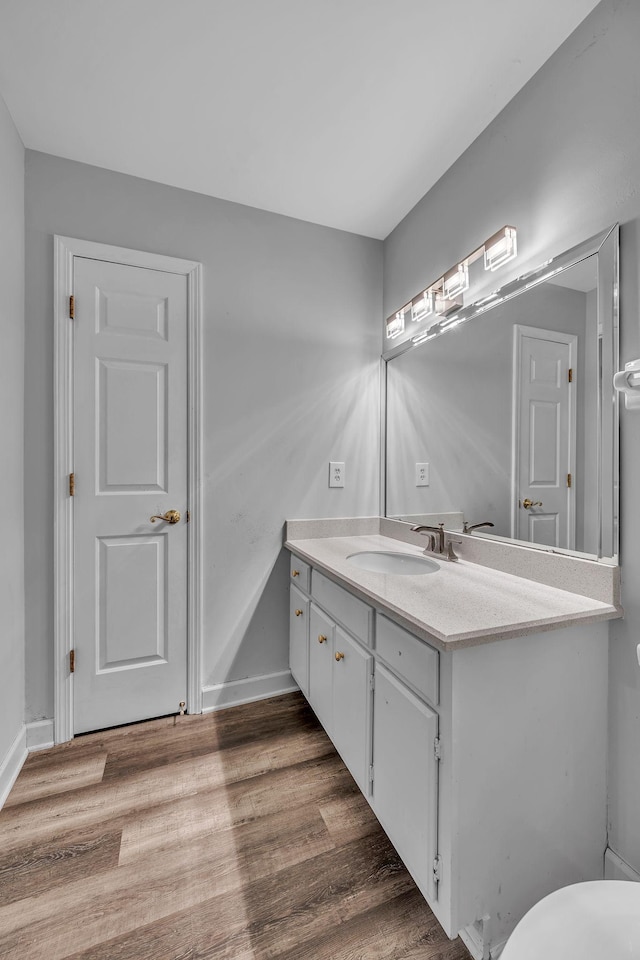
[69,472,75,496]
[369,763,374,788]
[369,672,375,691]
[434,736,442,761]
[69,295,75,319]
[567,473,572,488]
[69,649,75,674]
[433,855,443,884]
[185,510,191,523]
[568,367,573,383]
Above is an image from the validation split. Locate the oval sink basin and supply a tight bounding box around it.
[346,551,439,575]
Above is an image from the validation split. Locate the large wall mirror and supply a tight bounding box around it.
[384,225,619,563]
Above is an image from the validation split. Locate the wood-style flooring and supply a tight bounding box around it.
[0,692,470,960]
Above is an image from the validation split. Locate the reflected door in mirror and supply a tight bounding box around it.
[514,326,576,549]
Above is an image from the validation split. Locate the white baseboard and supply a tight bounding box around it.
[605,847,640,881]
[202,670,298,713]
[0,725,27,810]
[26,719,55,752]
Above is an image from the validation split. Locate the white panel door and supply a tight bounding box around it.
[73,257,188,733]
[514,327,576,549]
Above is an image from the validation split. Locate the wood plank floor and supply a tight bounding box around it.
[0,693,470,960]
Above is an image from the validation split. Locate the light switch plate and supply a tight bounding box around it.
[329,462,345,488]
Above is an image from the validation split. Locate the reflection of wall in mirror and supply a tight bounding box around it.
[386,278,599,553]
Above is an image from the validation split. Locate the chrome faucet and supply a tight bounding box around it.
[411,523,460,561]
[462,520,495,534]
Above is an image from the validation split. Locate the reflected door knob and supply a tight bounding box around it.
[521,499,543,510]
[150,509,181,524]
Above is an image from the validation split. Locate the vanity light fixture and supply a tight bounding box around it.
[442,262,470,300]
[385,224,518,343]
[411,289,435,323]
[484,225,517,271]
[386,306,407,340]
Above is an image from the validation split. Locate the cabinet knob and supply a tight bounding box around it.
[318,634,327,644]
[335,651,345,661]
[292,569,300,577]
[295,609,303,617]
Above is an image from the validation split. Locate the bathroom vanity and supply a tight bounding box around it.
[285,519,621,957]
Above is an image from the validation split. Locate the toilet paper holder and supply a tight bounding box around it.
[613,359,640,409]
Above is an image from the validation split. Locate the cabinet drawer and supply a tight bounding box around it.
[312,570,373,646]
[290,556,310,593]
[376,614,439,706]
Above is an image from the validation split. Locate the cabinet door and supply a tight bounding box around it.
[289,585,310,696]
[373,662,439,902]
[308,604,335,730]
[332,627,373,796]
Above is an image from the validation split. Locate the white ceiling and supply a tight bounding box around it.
[0,0,600,239]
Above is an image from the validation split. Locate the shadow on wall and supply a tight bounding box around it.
[202,356,379,694]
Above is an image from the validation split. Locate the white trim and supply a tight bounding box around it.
[511,324,577,548]
[187,264,204,715]
[26,720,55,752]
[0,726,27,810]
[201,671,298,713]
[605,848,640,882]
[53,236,203,742]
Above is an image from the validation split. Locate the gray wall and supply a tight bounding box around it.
[0,94,25,763]
[24,151,382,721]
[383,0,640,874]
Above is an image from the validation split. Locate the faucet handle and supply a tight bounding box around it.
[445,539,461,561]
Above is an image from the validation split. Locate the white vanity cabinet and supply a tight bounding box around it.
[288,583,309,697]
[373,662,439,902]
[331,627,374,795]
[287,551,610,957]
[307,604,334,729]
[295,567,374,797]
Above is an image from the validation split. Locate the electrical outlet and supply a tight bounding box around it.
[329,462,345,488]
[415,462,430,486]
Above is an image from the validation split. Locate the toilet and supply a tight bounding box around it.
[501,881,640,959]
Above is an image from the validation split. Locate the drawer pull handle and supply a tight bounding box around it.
[295,609,303,617]
[335,651,345,662]
[292,569,300,577]
[318,634,327,644]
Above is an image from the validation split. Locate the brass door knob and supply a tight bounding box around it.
[318,635,327,644]
[150,509,181,524]
[295,609,303,617]
[521,499,543,510]
[335,651,345,662]
[292,569,300,577]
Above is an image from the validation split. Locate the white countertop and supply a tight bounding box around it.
[285,533,621,650]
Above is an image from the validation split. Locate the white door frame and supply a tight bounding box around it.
[54,236,203,744]
[511,324,577,548]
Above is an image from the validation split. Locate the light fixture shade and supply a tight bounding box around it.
[386,308,405,340]
[442,263,469,300]
[484,226,517,271]
[411,290,435,323]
